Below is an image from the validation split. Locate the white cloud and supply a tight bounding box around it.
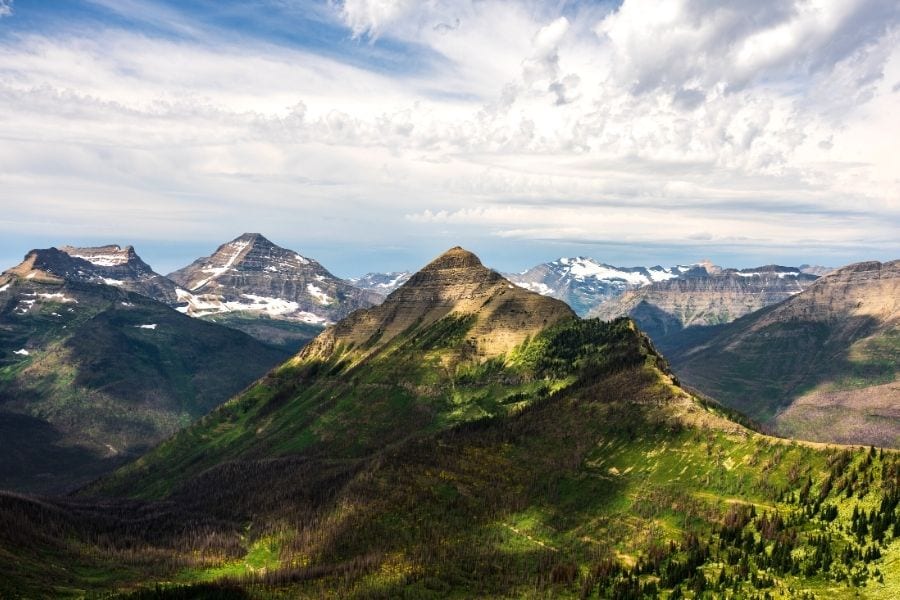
[0,0,898,269]
[0,1,12,18]
[339,0,417,39]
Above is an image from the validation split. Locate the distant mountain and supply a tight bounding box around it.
[800,264,834,276]
[0,253,288,493]
[507,256,692,315]
[13,244,179,303]
[672,260,900,447]
[348,271,412,295]
[169,233,382,350]
[591,265,820,352]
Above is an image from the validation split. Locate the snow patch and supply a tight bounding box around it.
[0,283,9,293]
[26,272,36,279]
[566,258,650,286]
[646,267,679,283]
[135,324,158,330]
[306,283,331,305]
[121,302,133,307]
[294,254,309,264]
[70,252,129,266]
[101,278,124,286]
[13,349,30,356]
[175,287,330,324]
[518,281,555,296]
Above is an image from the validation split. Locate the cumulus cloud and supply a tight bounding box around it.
[0,1,12,18]
[0,0,898,272]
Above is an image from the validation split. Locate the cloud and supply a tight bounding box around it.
[339,0,417,39]
[0,1,12,18]
[0,0,898,272]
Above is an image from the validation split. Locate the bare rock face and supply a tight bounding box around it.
[303,247,576,363]
[672,260,900,447]
[2,245,177,302]
[592,266,819,338]
[168,233,381,325]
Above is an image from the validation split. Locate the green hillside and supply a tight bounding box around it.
[2,317,899,598]
[0,275,289,493]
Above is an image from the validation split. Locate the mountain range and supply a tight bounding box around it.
[506,256,696,315]
[3,247,899,599]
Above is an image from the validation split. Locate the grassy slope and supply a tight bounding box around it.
[4,318,900,598]
[0,277,289,493]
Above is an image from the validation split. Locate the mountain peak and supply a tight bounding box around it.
[420,246,484,272]
[233,232,271,246]
[59,244,140,267]
[302,247,574,363]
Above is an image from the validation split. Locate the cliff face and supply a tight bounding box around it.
[592,268,819,340]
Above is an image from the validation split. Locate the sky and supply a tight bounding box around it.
[0,0,898,277]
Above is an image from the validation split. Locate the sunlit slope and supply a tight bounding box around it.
[5,316,900,599]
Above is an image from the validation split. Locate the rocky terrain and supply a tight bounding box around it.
[592,265,820,352]
[306,246,576,364]
[672,260,900,446]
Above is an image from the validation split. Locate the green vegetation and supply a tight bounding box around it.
[3,316,900,598]
[0,277,288,493]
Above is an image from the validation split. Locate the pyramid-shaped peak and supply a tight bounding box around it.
[420,247,485,272]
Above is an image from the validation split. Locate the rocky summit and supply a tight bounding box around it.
[3,245,178,303]
[303,246,576,364]
[169,233,379,324]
